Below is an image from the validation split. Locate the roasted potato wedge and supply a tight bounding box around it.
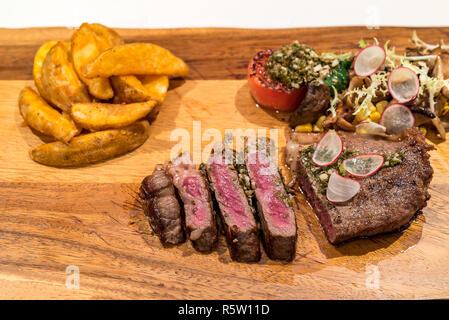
[138,75,169,104]
[87,23,124,50]
[71,23,123,99]
[30,120,150,167]
[19,87,79,143]
[41,41,91,112]
[61,111,81,136]
[83,43,189,78]
[111,75,151,103]
[33,40,58,103]
[71,100,157,130]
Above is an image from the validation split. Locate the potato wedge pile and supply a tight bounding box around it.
[19,23,189,167]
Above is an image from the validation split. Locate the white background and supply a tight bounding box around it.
[1,0,449,28]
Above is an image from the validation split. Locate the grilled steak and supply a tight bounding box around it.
[289,82,330,127]
[166,153,218,252]
[286,128,435,244]
[139,165,185,244]
[205,153,261,262]
[244,150,297,261]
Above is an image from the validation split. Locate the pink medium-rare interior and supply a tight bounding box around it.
[208,156,255,229]
[181,175,210,228]
[167,155,212,229]
[246,152,294,231]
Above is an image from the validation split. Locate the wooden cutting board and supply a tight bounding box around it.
[1,27,449,300]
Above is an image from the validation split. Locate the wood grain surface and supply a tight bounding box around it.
[1,27,449,300]
[3,26,449,81]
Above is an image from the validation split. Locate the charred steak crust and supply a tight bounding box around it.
[226,226,260,262]
[289,82,331,127]
[188,224,218,252]
[204,155,261,262]
[245,151,297,262]
[288,128,435,244]
[255,201,298,261]
[166,155,218,252]
[139,165,186,245]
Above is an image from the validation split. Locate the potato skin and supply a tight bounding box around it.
[30,120,150,167]
[41,41,91,112]
[19,87,79,143]
[111,75,151,103]
[32,41,58,103]
[83,43,189,78]
[87,23,123,51]
[71,23,122,100]
[71,100,156,130]
[138,75,169,104]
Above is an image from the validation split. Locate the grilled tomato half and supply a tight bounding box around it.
[247,50,306,112]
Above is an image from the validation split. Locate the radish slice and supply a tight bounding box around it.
[388,67,420,103]
[353,45,386,76]
[355,121,387,136]
[326,172,361,203]
[312,131,343,167]
[342,154,384,177]
[380,103,415,134]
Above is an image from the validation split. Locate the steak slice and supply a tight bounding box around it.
[244,150,297,261]
[286,128,435,244]
[139,165,185,245]
[205,153,261,262]
[166,153,218,252]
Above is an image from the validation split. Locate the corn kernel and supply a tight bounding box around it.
[369,111,381,123]
[313,124,323,133]
[419,126,427,136]
[376,100,388,114]
[441,104,449,117]
[369,102,377,113]
[315,115,326,129]
[295,123,312,133]
[353,112,369,125]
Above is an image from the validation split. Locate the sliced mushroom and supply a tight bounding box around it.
[429,60,447,140]
[442,86,449,99]
[414,113,433,127]
[432,117,446,140]
[438,53,449,79]
[408,105,436,119]
[428,92,446,140]
[344,76,371,105]
[323,98,355,131]
[433,56,443,79]
[348,76,371,91]
[336,117,355,131]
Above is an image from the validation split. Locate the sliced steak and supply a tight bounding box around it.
[166,153,218,252]
[287,128,435,244]
[139,165,185,245]
[289,81,330,127]
[205,153,261,262]
[244,150,297,261]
